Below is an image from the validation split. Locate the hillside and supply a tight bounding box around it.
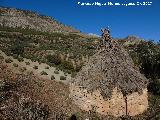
[0,7,80,33]
[0,26,98,77]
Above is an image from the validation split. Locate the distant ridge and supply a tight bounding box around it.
[0,7,80,33]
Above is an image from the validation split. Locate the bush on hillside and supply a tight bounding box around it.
[13,63,18,67]
[51,75,55,80]
[54,70,59,74]
[46,54,61,65]
[60,76,66,80]
[25,62,30,65]
[148,79,160,95]
[17,56,24,62]
[61,61,74,71]
[0,55,4,60]
[132,41,160,79]
[10,43,24,56]
[45,66,49,69]
[5,58,13,63]
[41,71,48,75]
[33,65,38,69]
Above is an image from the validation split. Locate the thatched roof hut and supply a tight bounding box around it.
[71,41,148,99]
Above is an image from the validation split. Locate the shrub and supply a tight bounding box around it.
[54,70,59,74]
[60,76,66,80]
[5,50,12,56]
[12,54,18,59]
[71,72,77,78]
[0,55,4,60]
[10,43,24,56]
[46,54,61,65]
[25,62,30,65]
[65,70,71,74]
[64,72,67,76]
[31,57,37,62]
[33,65,38,69]
[61,61,74,71]
[130,41,160,79]
[51,75,55,80]
[5,58,13,63]
[20,67,27,72]
[148,79,160,95]
[17,56,24,62]
[41,71,48,75]
[13,63,18,67]
[45,66,49,69]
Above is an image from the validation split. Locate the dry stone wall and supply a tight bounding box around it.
[70,85,148,117]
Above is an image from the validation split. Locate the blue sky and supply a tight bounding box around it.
[0,0,160,41]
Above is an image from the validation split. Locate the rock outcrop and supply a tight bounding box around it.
[70,41,148,117]
[0,7,80,33]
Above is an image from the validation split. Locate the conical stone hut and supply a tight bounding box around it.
[69,41,148,117]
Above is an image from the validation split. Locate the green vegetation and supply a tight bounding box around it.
[5,58,13,63]
[54,70,59,74]
[33,65,38,70]
[45,66,49,69]
[17,56,24,62]
[125,40,160,96]
[46,54,61,65]
[13,63,18,67]
[25,62,30,65]
[148,79,160,95]
[41,71,48,75]
[10,43,24,56]
[20,67,27,72]
[60,76,66,80]
[51,75,55,80]
[71,72,77,78]
[0,26,98,74]
[0,55,4,60]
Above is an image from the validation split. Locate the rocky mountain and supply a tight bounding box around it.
[0,7,80,33]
